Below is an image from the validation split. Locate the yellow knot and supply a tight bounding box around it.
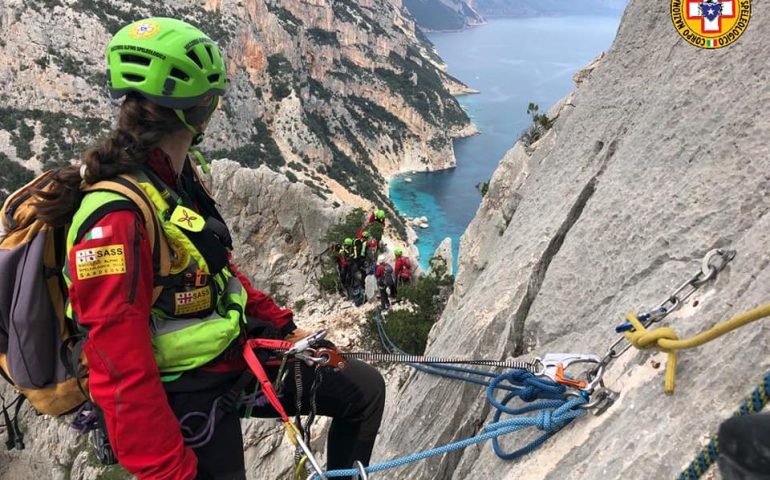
[624,313,680,393]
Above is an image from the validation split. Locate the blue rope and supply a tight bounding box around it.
[314,396,587,479]
[407,363,521,393]
[309,312,589,478]
[487,369,587,460]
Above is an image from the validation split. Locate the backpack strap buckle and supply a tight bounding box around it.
[183,269,209,288]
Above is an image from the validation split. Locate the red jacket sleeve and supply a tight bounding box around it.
[228,260,297,337]
[68,210,197,480]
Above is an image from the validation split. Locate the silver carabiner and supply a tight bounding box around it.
[352,461,369,480]
[584,363,606,394]
[581,387,619,415]
[290,427,327,480]
[287,330,328,355]
[537,353,602,389]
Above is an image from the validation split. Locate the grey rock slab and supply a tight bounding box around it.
[373,0,770,479]
[431,237,454,276]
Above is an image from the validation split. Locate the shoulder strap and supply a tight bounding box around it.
[83,175,171,303]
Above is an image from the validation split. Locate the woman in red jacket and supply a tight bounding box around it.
[34,18,384,480]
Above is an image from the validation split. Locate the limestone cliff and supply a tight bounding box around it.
[402,0,484,31]
[0,0,475,225]
[375,0,770,479]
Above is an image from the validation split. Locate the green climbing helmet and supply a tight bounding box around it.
[394,248,403,257]
[362,231,371,239]
[344,238,354,246]
[375,210,385,220]
[106,18,227,111]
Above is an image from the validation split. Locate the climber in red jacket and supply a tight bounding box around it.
[368,209,386,225]
[394,248,413,285]
[34,17,385,480]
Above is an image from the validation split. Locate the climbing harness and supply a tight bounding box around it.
[176,331,342,480]
[242,334,338,480]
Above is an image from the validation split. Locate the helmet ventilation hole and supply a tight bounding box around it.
[122,73,145,82]
[186,50,203,69]
[120,54,151,66]
[170,68,190,81]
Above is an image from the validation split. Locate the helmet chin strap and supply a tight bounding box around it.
[174,109,205,146]
[173,109,211,174]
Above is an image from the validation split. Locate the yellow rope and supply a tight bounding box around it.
[294,456,309,480]
[624,302,770,393]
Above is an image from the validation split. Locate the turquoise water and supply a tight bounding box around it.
[390,16,622,272]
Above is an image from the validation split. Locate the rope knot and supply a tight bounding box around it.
[537,411,555,431]
[623,313,681,394]
[518,386,540,402]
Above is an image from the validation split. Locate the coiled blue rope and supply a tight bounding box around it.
[308,312,588,479]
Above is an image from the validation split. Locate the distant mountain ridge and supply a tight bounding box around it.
[403,0,627,31]
[469,0,627,18]
[403,0,485,31]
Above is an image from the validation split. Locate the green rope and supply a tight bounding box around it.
[678,371,770,480]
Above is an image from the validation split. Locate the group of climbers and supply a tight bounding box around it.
[373,248,414,307]
[331,209,413,308]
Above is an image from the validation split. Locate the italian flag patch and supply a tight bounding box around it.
[85,226,113,241]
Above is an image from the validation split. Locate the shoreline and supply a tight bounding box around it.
[380,119,480,184]
[418,20,487,35]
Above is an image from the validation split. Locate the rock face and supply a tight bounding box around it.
[403,0,484,31]
[374,1,770,479]
[0,0,474,221]
[431,236,453,276]
[208,160,346,300]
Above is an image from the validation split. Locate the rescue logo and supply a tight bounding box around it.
[75,244,126,280]
[174,287,212,315]
[129,21,161,40]
[170,205,205,232]
[671,0,751,49]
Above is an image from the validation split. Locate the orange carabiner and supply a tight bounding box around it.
[554,363,587,389]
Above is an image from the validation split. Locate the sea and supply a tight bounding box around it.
[390,15,623,272]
